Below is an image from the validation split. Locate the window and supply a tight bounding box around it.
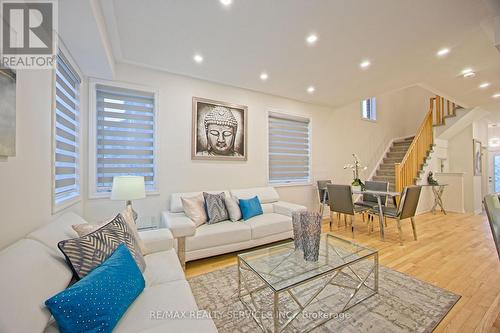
[90,81,157,196]
[53,52,81,211]
[268,112,311,185]
[361,97,376,121]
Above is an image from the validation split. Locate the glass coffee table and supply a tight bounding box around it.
[237,233,378,332]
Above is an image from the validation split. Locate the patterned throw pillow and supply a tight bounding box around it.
[72,208,147,255]
[45,244,145,333]
[59,214,146,280]
[203,192,229,224]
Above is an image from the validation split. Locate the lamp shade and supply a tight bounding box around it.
[111,176,146,201]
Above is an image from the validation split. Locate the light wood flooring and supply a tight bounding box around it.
[185,212,500,332]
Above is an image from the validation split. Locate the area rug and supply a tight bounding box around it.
[188,263,460,333]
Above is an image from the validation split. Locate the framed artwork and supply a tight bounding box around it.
[0,68,16,157]
[473,139,482,176]
[192,97,247,161]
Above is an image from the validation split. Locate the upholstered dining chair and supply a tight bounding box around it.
[327,184,370,237]
[356,180,389,233]
[317,180,332,217]
[371,185,422,245]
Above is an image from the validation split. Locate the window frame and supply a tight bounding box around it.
[51,45,83,214]
[361,97,377,122]
[88,78,160,199]
[267,110,312,187]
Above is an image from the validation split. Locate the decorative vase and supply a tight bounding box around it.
[300,212,322,262]
[352,185,361,192]
[292,211,303,251]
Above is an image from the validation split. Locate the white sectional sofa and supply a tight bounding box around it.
[0,212,217,333]
[162,187,307,263]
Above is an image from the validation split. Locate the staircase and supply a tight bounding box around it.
[373,136,415,191]
[371,95,463,193]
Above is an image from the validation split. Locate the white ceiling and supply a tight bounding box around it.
[93,0,500,108]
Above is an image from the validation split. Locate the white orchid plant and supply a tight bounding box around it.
[343,154,368,189]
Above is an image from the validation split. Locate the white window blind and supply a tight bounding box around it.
[268,113,311,184]
[95,84,156,193]
[362,97,376,121]
[54,53,81,207]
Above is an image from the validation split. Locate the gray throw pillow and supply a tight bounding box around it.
[58,214,146,279]
[203,192,229,224]
[224,196,242,222]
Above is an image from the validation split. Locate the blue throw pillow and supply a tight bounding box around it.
[45,243,145,333]
[239,196,263,221]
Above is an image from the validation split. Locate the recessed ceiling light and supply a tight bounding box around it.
[307,86,315,94]
[493,93,500,99]
[436,48,450,57]
[360,60,371,69]
[479,82,491,89]
[260,72,268,81]
[220,0,232,6]
[193,54,203,64]
[461,68,475,78]
[306,34,318,45]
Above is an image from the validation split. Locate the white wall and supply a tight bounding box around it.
[0,63,431,248]
[0,70,84,248]
[84,64,431,223]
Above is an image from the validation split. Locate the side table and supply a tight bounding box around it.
[424,184,448,215]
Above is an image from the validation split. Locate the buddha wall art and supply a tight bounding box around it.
[192,97,247,161]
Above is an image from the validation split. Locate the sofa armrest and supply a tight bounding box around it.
[161,211,196,238]
[139,228,174,255]
[273,201,307,217]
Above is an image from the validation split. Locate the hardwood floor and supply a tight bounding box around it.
[185,212,500,332]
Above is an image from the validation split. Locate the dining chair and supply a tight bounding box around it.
[356,180,389,233]
[327,184,370,237]
[372,185,422,245]
[317,180,332,218]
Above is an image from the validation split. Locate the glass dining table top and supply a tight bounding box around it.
[238,233,377,292]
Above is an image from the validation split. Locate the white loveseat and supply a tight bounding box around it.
[161,187,307,263]
[0,212,217,333]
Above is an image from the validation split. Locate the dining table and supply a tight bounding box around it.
[351,188,401,241]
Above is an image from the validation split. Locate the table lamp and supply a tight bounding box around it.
[111,176,146,222]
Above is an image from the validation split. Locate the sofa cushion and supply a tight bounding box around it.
[181,194,208,227]
[26,212,86,256]
[113,280,218,333]
[239,196,263,221]
[203,192,229,224]
[231,187,280,204]
[0,239,73,333]
[224,195,242,221]
[186,221,251,252]
[247,213,292,239]
[58,214,146,279]
[45,244,145,333]
[170,190,229,213]
[143,249,185,286]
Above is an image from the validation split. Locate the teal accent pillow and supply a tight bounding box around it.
[239,196,263,220]
[45,243,145,333]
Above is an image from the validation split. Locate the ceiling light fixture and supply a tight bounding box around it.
[306,34,318,45]
[307,86,315,94]
[436,48,450,57]
[479,82,490,89]
[461,68,475,78]
[220,0,232,6]
[260,72,268,81]
[193,54,204,64]
[360,60,371,69]
[493,93,500,99]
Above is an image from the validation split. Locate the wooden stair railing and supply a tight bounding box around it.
[394,95,459,193]
[433,95,458,126]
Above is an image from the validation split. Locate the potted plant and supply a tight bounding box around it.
[344,154,367,191]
